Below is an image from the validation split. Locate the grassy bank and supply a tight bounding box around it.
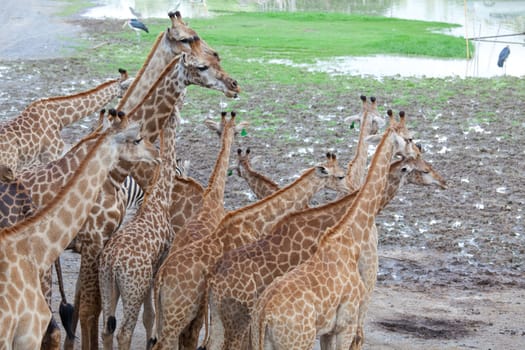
[83,12,469,85]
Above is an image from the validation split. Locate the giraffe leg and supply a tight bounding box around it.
[179,303,205,350]
[40,317,61,350]
[78,248,103,350]
[117,287,149,350]
[64,277,81,350]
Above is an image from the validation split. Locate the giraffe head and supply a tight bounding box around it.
[316,152,350,194]
[204,111,250,136]
[344,95,386,135]
[235,147,253,177]
[163,11,240,97]
[0,164,15,182]
[106,113,161,166]
[365,110,420,160]
[404,144,447,189]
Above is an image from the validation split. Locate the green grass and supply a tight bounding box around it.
[160,12,468,61]
[81,12,470,84]
[56,0,93,17]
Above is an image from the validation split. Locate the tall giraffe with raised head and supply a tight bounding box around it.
[345,96,377,192]
[204,152,446,350]
[250,112,417,350]
[64,42,239,350]
[117,11,238,119]
[0,69,129,172]
[0,120,159,349]
[151,152,349,349]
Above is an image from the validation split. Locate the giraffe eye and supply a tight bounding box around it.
[197,65,209,71]
[133,138,143,145]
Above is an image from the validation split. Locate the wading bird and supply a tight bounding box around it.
[497,45,510,68]
[124,18,149,42]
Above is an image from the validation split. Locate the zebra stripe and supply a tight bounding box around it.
[121,159,189,209]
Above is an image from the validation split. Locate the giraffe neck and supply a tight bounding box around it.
[325,128,396,250]
[240,162,280,199]
[142,113,178,212]
[29,79,123,127]
[201,118,236,216]
[0,180,34,228]
[379,159,407,212]
[117,32,173,115]
[1,132,117,272]
[125,55,185,144]
[346,108,372,192]
[215,167,329,250]
[19,133,102,207]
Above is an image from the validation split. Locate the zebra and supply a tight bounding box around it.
[121,158,190,209]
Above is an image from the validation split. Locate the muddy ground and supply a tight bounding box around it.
[1,5,524,350]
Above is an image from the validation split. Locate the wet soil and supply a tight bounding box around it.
[0,8,524,350]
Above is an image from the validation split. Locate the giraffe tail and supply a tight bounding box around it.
[196,281,211,350]
[148,276,163,348]
[55,258,76,340]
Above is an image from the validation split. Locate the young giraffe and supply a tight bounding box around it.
[250,112,417,350]
[0,120,159,350]
[0,68,129,172]
[345,96,381,193]
[64,43,239,350]
[151,152,349,350]
[204,154,446,350]
[233,148,280,199]
[98,110,240,349]
[166,112,249,251]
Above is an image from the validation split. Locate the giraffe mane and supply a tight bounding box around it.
[202,113,235,197]
[135,126,165,211]
[117,31,165,110]
[0,132,109,240]
[319,127,394,247]
[26,79,120,109]
[124,54,182,118]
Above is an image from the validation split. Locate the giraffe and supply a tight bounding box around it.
[11,110,157,349]
[0,68,129,172]
[117,10,238,120]
[250,112,418,350]
[166,111,249,252]
[151,152,349,350]
[231,96,377,201]
[204,154,446,350]
[64,41,240,349]
[99,108,230,349]
[0,120,160,350]
[0,165,71,350]
[233,148,280,199]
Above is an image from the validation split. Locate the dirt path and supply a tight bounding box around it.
[0,0,81,60]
